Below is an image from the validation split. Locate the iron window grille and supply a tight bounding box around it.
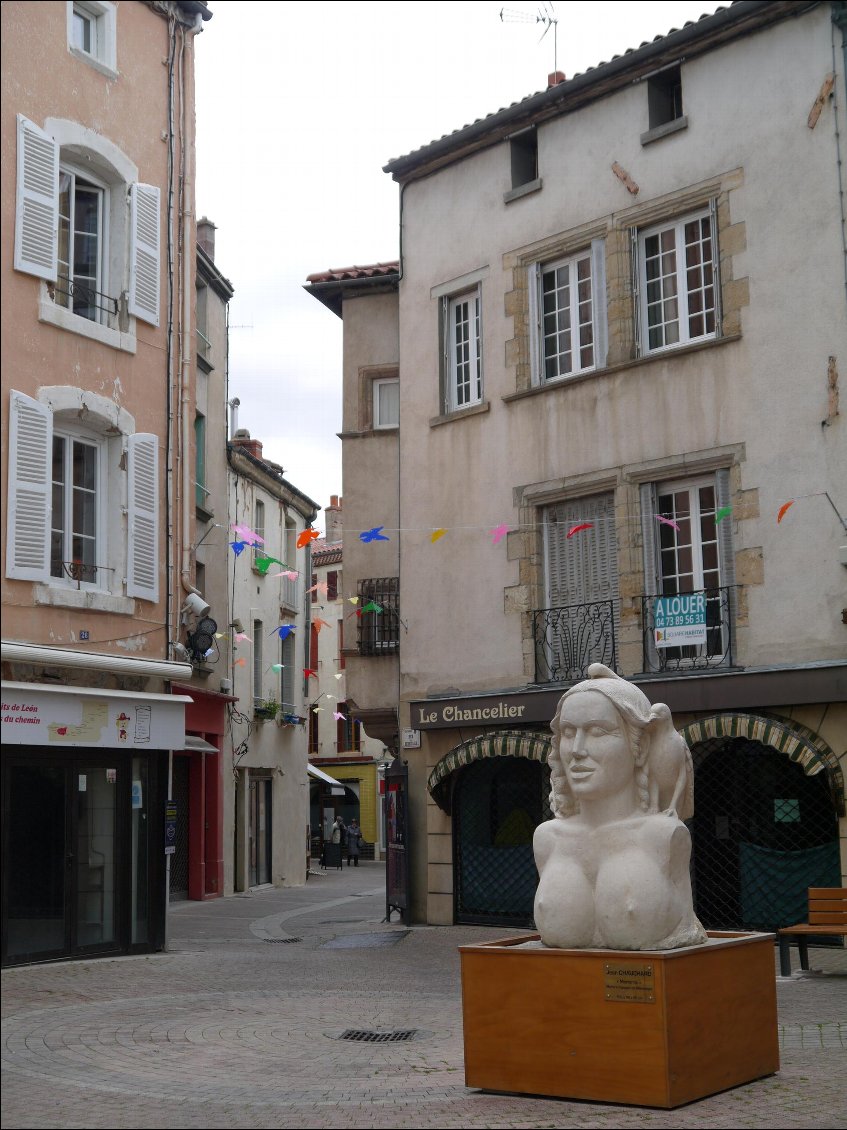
[533,599,618,683]
[357,577,399,656]
[641,585,736,673]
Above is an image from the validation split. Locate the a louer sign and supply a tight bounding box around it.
[654,593,707,648]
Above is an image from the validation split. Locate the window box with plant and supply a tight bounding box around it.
[254,696,280,722]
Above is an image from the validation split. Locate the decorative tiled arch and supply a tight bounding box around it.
[427,730,551,814]
[681,712,844,815]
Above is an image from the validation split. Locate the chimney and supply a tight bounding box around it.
[197,216,216,260]
[548,71,566,88]
[231,428,263,462]
[325,495,343,542]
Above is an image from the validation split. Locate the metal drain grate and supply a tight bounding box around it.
[339,1028,418,1043]
[264,937,302,944]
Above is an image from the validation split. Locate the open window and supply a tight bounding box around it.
[6,389,159,605]
[14,115,160,346]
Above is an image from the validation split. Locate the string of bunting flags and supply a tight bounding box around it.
[226,492,842,572]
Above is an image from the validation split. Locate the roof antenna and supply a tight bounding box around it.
[500,3,559,76]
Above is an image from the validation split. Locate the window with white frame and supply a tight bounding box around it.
[443,289,482,412]
[280,631,296,710]
[636,208,717,353]
[57,165,107,323]
[67,1,117,77]
[14,115,160,343]
[373,377,399,429]
[640,471,735,665]
[50,429,104,585]
[252,498,265,567]
[253,619,263,708]
[6,389,158,604]
[530,241,607,383]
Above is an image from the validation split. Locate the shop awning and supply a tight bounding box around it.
[427,729,552,814]
[307,762,346,788]
[680,712,844,815]
[182,735,220,754]
[1,680,192,750]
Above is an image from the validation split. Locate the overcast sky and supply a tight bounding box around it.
[194,0,722,532]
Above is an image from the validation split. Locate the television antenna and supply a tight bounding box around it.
[500,3,559,75]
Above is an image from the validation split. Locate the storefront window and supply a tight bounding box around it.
[131,756,149,943]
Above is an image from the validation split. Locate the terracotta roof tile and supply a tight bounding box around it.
[384,5,732,170]
[306,262,399,284]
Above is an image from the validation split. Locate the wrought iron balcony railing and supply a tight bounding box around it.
[641,585,736,674]
[533,599,617,684]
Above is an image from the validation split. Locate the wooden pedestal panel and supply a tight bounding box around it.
[459,932,779,1109]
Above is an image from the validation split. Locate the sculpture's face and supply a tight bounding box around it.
[558,691,634,800]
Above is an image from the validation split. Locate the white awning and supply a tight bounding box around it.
[307,762,345,787]
[1,681,192,750]
[182,735,220,754]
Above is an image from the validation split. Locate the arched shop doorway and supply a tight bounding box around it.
[682,714,843,933]
[428,731,551,928]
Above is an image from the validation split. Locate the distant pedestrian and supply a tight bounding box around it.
[346,818,362,866]
[331,816,346,846]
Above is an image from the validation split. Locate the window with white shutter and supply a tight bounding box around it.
[128,183,161,327]
[5,391,52,582]
[14,115,59,282]
[127,433,159,601]
[15,117,161,348]
[539,493,619,679]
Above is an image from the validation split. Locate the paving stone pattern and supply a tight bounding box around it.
[2,863,845,1129]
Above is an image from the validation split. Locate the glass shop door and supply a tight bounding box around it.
[3,758,120,964]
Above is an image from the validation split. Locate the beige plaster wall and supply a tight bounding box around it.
[1,1,197,661]
[339,291,401,730]
[394,6,845,701]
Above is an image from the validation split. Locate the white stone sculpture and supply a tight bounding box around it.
[533,664,707,951]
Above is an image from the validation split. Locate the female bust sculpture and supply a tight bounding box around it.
[533,664,706,951]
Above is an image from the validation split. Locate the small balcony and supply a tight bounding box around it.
[533,600,618,684]
[641,585,736,674]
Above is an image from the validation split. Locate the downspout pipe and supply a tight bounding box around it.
[179,13,204,603]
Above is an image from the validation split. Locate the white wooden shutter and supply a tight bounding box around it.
[630,226,642,357]
[128,183,160,326]
[545,493,618,608]
[528,261,542,385]
[590,238,608,369]
[440,295,450,413]
[709,197,723,338]
[639,482,660,595]
[715,468,735,588]
[127,433,159,601]
[6,391,52,581]
[14,115,59,281]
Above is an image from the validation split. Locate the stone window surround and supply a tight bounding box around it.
[504,167,748,395]
[506,443,758,681]
[357,364,399,433]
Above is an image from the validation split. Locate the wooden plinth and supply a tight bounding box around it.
[459,932,779,1109]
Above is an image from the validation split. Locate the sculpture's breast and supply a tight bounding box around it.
[533,821,596,948]
[593,817,690,949]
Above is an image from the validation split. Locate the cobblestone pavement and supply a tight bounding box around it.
[2,863,845,1129]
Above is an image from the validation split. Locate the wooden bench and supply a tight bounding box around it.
[777,887,847,976]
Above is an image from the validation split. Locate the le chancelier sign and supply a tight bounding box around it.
[410,690,560,730]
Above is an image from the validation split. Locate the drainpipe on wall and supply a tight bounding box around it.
[179,13,204,606]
